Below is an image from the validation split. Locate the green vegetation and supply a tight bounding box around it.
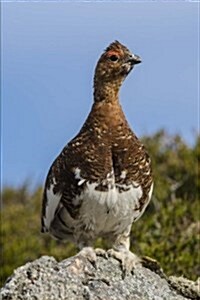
[1,130,199,286]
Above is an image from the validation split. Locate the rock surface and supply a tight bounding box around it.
[1,253,199,300]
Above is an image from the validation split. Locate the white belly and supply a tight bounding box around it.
[44,172,153,241]
[76,181,150,237]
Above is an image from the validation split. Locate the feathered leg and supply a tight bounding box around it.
[108,225,141,276]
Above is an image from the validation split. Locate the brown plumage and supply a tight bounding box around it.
[41,40,153,273]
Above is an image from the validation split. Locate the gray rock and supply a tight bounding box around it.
[1,253,199,300]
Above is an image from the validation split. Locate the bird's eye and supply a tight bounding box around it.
[108,55,119,62]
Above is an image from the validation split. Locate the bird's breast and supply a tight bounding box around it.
[75,171,152,236]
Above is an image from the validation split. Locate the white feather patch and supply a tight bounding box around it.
[74,167,86,186]
[120,170,127,179]
[149,182,154,200]
[44,182,62,230]
[116,181,143,218]
[75,177,144,236]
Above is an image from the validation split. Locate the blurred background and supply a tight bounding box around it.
[1,1,199,286]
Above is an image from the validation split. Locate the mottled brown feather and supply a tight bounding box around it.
[41,41,153,245]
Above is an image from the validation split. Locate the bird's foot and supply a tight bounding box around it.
[95,248,108,258]
[75,247,108,270]
[108,248,141,277]
[76,246,97,269]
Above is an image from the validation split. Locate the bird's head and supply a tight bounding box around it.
[94,40,141,85]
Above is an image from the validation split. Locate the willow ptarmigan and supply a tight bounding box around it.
[41,40,153,273]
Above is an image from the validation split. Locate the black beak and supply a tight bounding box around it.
[128,54,142,65]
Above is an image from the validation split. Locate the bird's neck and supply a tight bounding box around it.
[93,79,123,104]
[89,82,127,129]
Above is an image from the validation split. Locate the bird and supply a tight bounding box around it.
[41,40,153,274]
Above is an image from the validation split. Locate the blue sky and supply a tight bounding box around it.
[2,1,199,189]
